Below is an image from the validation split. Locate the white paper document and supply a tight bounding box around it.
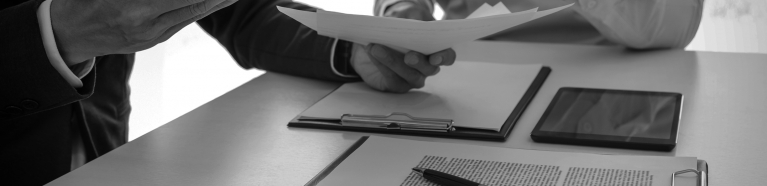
[277,3,573,54]
[299,62,543,131]
[317,136,699,186]
[466,2,512,19]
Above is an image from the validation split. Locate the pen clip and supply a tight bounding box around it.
[341,112,454,132]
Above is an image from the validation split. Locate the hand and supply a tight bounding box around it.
[383,1,435,21]
[50,0,238,65]
[350,43,455,93]
[351,1,453,93]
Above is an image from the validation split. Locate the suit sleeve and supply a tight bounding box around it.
[0,0,95,122]
[196,0,360,82]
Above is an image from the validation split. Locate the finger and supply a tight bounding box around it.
[385,2,436,21]
[158,0,206,12]
[398,9,435,21]
[407,10,436,21]
[428,48,457,66]
[183,0,237,23]
[156,0,230,28]
[404,51,440,76]
[384,2,416,17]
[369,58,414,93]
[366,44,426,88]
[155,0,237,43]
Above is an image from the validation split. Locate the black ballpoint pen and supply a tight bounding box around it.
[412,167,488,186]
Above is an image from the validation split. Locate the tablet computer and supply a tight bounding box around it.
[531,87,683,151]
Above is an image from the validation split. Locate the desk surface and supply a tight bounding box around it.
[50,41,767,185]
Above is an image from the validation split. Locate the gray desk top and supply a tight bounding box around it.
[49,41,767,185]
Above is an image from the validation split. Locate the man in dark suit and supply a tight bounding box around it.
[0,0,455,185]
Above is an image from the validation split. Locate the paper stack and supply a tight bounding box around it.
[278,3,573,54]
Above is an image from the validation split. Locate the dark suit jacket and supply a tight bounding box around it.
[0,0,356,185]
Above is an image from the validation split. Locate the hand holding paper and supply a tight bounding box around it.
[349,2,455,93]
[352,44,456,93]
[278,3,569,93]
[278,3,573,54]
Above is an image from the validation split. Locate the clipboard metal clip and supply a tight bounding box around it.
[671,169,706,186]
[341,112,454,132]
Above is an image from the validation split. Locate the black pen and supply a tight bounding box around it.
[411,167,487,186]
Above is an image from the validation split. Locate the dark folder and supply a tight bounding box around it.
[289,62,551,141]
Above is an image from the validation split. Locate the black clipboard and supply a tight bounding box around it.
[288,66,551,141]
[305,136,709,186]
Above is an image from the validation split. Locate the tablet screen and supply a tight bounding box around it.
[537,88,681,140]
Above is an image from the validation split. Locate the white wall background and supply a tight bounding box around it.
[128,0,767,141]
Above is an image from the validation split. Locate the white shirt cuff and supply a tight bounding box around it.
[37,0,95,88]
[329,38,359,78]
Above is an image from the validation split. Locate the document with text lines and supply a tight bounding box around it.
[317,136,698,186]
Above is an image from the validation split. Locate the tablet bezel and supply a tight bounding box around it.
[531,87,683,151]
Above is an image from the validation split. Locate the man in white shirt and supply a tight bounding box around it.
[376,0,703,49]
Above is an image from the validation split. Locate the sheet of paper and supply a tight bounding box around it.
[466,3,494,19]
[318,136,699,186]
[466,2,512,19]
[532,3,573,20]
[277,6,318,30]
[277,4,572,54]
[300,62,542,131]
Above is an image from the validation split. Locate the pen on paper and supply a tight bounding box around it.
[412,167,487,186]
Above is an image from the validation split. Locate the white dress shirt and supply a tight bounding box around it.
[378,0,703,49]
[572,0,702,48]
